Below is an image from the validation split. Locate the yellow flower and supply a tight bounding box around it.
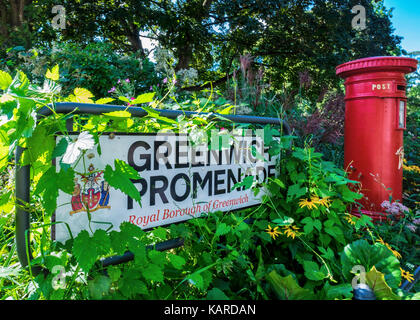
[400,268,414,283]
[391,249,402,260]
[298,197,318,210]
[314,196,332,208]
[376,237,386,245]
[265,225,281,240]
[282,225,301,239]
[376,237,402,259]
[403,163,420,174]
[344,213,356,225]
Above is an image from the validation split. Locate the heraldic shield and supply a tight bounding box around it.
[70,163,111,215]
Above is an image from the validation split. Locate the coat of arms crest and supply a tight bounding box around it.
[70,164,111,215]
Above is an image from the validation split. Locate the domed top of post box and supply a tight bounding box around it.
[336,56,418,78]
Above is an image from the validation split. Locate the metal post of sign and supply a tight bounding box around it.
[15,146,31,267]
[15,102,291,270]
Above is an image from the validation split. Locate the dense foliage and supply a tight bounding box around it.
[1,0,403,97]
[0,68,418,300]
[0,0,418,301]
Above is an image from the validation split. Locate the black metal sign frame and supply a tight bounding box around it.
[15,102,291,270]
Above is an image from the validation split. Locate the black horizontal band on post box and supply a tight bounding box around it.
[15,102,291,271]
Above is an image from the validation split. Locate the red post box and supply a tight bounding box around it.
[336,56,418,221]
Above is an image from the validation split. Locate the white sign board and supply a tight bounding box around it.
[54,133,279,242]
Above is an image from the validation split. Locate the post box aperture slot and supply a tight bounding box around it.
[397,85,406,91]
[398,100,406,129]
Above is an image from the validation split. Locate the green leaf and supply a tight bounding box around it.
[119,269,148,298]
[255,245,265,281]
[96,97,115,104]
[366,266,401,300]
[218,104,234,115]
[107,266,122,282]
[301,217,314,234]
[34,167,59,214]
[272,178,285,189]
[119,221,145,239]
[151,227,167,240]
[0,94,17,118]
[142,104,178,124]
[9,71,29,95]
[142,264,164,282]
[251,145,265,162]
[232,175,254,190]
[57,168,75,194]
[92,229,111,256]
[313,220,322,231]
[266,270,315,300]
[319,233,332,247]
[129,242,147,265]
[118,96,130,103]
[73,88,94,103]
[45,65,59,81]
[215,222,231,237]
[324,226,345,244]
[109,230,127,255]
[131,92,155,104]
[303,261,328,281]
[324,282,353,300]
[354,214,374,231]
[169,254,186,270]
[287,184,307,202]
[200,270,213,292]
[104,159,142,206]
[103,110,131,119]
[0,71,13,90]
[52,138,68,159]
[340,186,363,202]
[187,273,204,290]
[148,250,166,266]
[340,239,401,289]
[88,275,111,300]
[21,126,55,165]
[0,140,9,170]
[72,230,98,272]
[206,288,230,300]
[318,247,335,260]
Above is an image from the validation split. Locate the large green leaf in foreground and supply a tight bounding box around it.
[341,239,401,289]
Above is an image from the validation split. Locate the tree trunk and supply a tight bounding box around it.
[127,32,145,57]
[125,22,146,58]
[9,0,25,27]
[174,0,214,71]
[0,1,9,40]
[1,0,32,47]
[175,44,193,71]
